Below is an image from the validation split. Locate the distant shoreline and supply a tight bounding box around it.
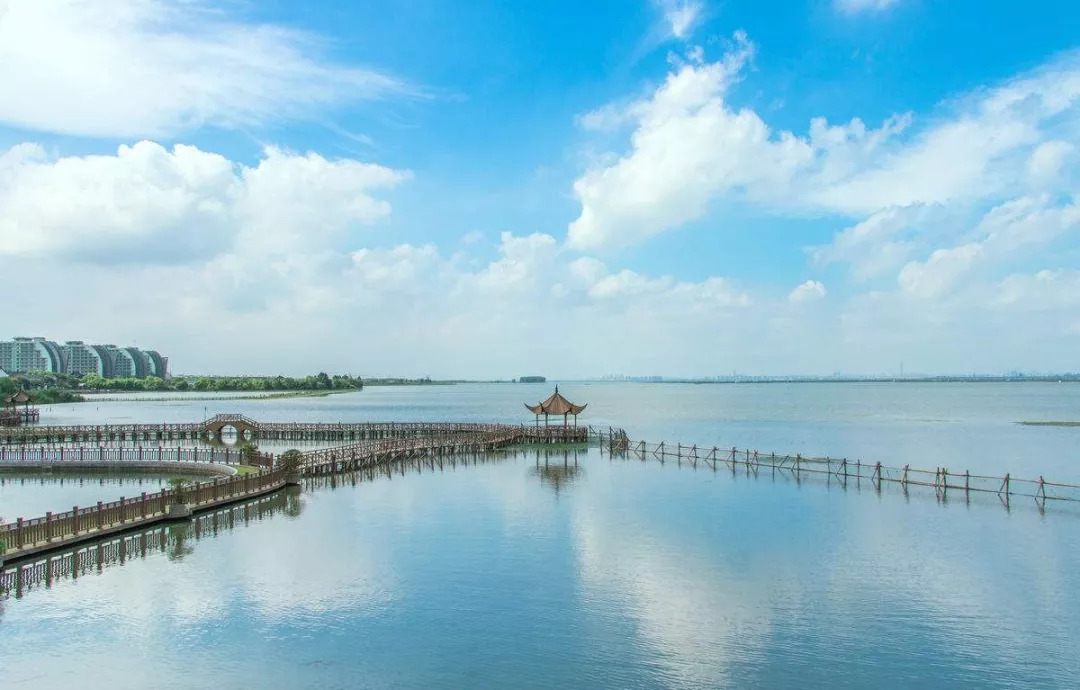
[586,377,1080,384]
[1019,421,1080,427]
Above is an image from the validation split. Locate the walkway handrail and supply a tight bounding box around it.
[592,431,1080,505]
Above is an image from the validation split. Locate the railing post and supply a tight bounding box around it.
[46,511,53,541]
[120,497,126,523]
[97,501,104,529]
[141,492,148,518]
[73,506,80,534]
[16,517,24,548]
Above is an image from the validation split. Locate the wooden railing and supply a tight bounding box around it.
[1,419,590,444]
[0,468,287,560]
[0,445,272,467]
[593,431,1080,508]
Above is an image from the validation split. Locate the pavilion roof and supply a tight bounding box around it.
[525,387,587,416]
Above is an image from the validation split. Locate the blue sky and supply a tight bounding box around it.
[1,0,1079,377]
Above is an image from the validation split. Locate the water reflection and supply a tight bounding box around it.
[529,449,585,496]
[0,488,303,601]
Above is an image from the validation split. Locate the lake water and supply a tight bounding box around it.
[1,382,1078,689]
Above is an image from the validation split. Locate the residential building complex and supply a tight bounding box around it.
[0,337,169,379]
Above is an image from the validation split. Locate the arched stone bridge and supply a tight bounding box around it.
[203,414,260,441]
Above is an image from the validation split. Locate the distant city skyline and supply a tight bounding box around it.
[1,1,1078,378]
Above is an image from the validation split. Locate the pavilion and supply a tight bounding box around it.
[525,386,587,427]
[1,391,38,426]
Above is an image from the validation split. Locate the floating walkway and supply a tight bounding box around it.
[0,445,268,472]
[1,453,515,599]
[6,419,1076,580]
[0,422,586,567]
[1,490,297,599]
[0,414,589,445]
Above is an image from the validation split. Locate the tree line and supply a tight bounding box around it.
[1,371,368,401]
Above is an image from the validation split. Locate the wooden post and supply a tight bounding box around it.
[46,511,53,541]
[73,506,80,534]
[97,501,104,529]
[16,517,23,548]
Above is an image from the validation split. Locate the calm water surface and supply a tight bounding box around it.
[1,383,1078,689]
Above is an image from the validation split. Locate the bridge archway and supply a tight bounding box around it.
[203,414,261,443]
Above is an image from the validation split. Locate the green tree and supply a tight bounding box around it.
[279,449,303,472]
[238,442,260,466]
[166,476,189,503]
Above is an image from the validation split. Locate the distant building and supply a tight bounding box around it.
[518,376,546,383]
[62,341,114,377]
[144,350,168,379]
[0,337,168,379]
[0,337,64,374]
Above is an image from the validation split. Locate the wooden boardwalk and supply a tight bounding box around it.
[0,422,587,567]
[4,421,1080,598]
[0,453,518,599]
[0,415,589,445]
[0,445,272,470]
[1,490,298,599]
[0,468,290,564]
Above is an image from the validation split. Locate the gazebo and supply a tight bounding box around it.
[525,386,587,427]
[1,391,38,426]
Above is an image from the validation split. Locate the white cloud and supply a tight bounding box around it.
[0,0,410,138]
[0,141,237,262]
[656,0,704,40]
[898,243,984,298]
[835,0,901,12]
[893,196,1080,298]
[570,40,1080,251]
[789,280,827,303]
[0,141,408,264]
[1027,141,1074,184]
[811,206,931,281]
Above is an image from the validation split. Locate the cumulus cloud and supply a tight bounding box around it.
[789,280,827,303]
[0,0,410,138]
[0,141,408,264]
[569,38,1080,250]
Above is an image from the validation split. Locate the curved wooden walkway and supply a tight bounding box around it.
[0,422,588,566]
